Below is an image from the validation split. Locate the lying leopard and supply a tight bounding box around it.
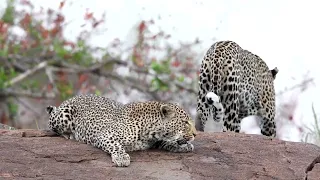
[46,94,197,167]
[195,40,278,137]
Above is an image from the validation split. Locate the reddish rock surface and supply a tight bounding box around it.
[0,129,320,180]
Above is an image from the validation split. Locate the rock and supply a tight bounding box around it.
[0,129,320,180]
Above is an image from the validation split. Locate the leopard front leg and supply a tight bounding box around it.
[155,140,194,153]
[92,132,130,167]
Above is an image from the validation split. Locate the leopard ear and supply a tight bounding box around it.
[46,106,56,114]
[160,104,175,119]
[270,67,278,79]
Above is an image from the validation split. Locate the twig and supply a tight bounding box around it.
[276,78,314,96]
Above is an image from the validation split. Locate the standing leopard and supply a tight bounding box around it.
[46,94,196,167]
[195,40,278,137]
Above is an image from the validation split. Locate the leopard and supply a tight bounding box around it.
[46,94,197,167]
[195,40,278,137]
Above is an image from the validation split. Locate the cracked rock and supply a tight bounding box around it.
[1,130,320,180]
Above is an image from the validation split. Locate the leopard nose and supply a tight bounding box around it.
[193,133,196,137]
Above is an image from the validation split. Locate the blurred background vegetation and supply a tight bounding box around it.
[0,0,319,147]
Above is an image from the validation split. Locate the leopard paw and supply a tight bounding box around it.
[179,142,194,152]
[111,153,131,167]
[170,142,194,153]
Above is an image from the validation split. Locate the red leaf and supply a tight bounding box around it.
[138,21,146,33]
[39,25,49,39]
[54,14,65,24]
[50,26,62,37]
[47,84,53,91]
[171,60,181,67]
[20,13,31,28]
[63,41,75,48]
[84,10,94,20]
[0,21,8,34]
[0,112,8,124]
[77,73,89,88]
[57,71,67,82]
[59,1,65,10]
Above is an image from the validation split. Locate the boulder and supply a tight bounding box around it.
[0,129,319,180]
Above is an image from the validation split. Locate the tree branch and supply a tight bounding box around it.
[48,65,162,101]
[0,89,55,99]
[4,61,50,88]
[92,71,163,101]
[55,58,127,72]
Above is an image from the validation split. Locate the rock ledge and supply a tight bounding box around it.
[0,129,320,180]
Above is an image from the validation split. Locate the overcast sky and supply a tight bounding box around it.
[2,0,319,142]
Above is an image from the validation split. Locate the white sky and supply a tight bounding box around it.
[2,0,320,142]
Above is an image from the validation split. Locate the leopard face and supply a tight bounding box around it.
[158,103,197,144]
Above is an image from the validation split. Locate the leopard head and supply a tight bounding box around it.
[159,103,197,144]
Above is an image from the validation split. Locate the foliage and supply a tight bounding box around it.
[0,0,200,128]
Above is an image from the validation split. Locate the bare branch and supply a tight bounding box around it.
[57,58,127,72]
[276,78,314,96]
[48,65,162,100]
[1,54,55,63]
[4,61,50,88]
[93,71,162,101]
[0,89,55,99]
[4,53,192,101]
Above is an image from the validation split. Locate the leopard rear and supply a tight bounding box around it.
[195,40,278,137]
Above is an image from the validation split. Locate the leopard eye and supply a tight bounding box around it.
[184,121,190,127]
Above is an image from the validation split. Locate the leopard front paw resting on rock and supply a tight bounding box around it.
[111,153,131,167]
